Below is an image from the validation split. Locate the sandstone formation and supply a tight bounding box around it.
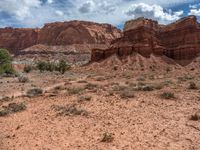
[91,16,200,65]
[0,28,38,54]
[0,21,121,55]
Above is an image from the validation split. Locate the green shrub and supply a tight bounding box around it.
[23,65,33,73]
[56,60,71,74]
[36,61,47,72]
[0,48,14,74]
[36,60,70,74]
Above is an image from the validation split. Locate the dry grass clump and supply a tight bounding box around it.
[51,104,88,116]
[120,90,135,99]
[85,83,98,90]
[78,95,92,102]
[18,75,29,83]
[101,132,114,143]
[26,88,43,97]
[160,92,175,99]
[67,87,84,95]
[0,102,26,117]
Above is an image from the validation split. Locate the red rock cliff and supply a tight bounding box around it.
[0,28,38,54]
[91,16,200,65]
[0,21,121,54]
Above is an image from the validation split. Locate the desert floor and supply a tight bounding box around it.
[0,66,200,150]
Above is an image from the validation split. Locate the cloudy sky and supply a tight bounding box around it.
[0,0,200,28]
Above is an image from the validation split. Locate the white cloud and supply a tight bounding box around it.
[47,0,53,4]
[55,10,64,16]
[189,9,200,16]
[78,1,95,13]
[0,0,41,20]
[125,3,183,24]
[0,0,197,27]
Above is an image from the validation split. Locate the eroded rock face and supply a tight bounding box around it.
[91,16,200,65]
[38,21,121,45]
[0,21,121,55]
[0,28,39,54]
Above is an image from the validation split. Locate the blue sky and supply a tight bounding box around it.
[0,0,200,28]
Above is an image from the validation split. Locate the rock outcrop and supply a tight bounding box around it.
[91,16,200,65]
[0,21,121,55]
[0,28,38,54]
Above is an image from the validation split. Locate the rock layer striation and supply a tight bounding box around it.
[91,16,200,65]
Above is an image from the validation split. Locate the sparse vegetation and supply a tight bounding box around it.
[23,65,33,73]
[18,74,29,83]
[26,88,43,97]
[36,60,70,74]
[0,48,15,75]
[120,90,135,99]
[67,87,84,95]
[78,95,92,102]
[0,102,26,117]
[101,132,114,143]
[51,104,88,116]
[85,83,98,90]
[160,92,175,99]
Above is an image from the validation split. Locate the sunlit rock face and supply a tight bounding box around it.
[91,16,200,65]
[0,20,121,55]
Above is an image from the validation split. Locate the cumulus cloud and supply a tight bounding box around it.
[55,10,64,16]
[125,3,183,24]
[78,1,95,13]
[0,0,198,28]
[0,0,41,20]
[189,9,200,16]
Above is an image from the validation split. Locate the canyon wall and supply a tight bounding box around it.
[91,16,200,65]
[0,21,121,55]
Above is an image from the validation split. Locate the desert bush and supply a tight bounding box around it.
[78,95,92,102]
[36,60,70,74]
[0,48,15,75]
[23,65,33,73]
[51,104,88,116]
[26,88,43,97]
[0,102,26,117]
[18,75,29,83]
[67,87,84,95]
[36,61,47,72]
[188,82,198,90]
[120,90,135,99]
[85,83,98,90]
[101,132,114,143]
[56,60,71,74]
[160,92,175,99]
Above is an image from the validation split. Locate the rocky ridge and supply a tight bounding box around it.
[0,20,121,55]
[91,16,200,65]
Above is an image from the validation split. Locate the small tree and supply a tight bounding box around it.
[0,48,14,74]
[57,60,70,74]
